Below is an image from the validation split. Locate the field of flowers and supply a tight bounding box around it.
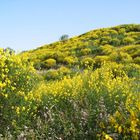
[0,24,140,139]
[0,48,140,139]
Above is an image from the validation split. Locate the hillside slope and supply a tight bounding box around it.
[22,24,140,79]
[1,24,140,139]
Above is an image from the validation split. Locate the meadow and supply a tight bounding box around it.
[0,24,140,139]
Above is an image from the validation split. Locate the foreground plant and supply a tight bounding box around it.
[0,49,140,139]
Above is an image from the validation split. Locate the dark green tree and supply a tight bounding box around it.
[4,47,15,55]
[59,34,69,41]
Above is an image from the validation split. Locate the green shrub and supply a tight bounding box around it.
[122,63,140,78]
[110,38,120,46]
[81,57,95,68]
[58,66,71,75]
[0,49,39,134]
[44,58,56,68]
[80,48,91,55]
[135,40,140,44]
[92,40,100,46]
[33,59,42,70]
[110,51,132,63]
[101,44,114,55]
[44,70,59,80]
[91,46,102,55]
[108,29,118,37]
[94,55,110,68]
[134,57,140,64]
[54,52,66,63]
[118,28,126,34]
[120,45,140,57]
[63,56,78,66]
[100,36,112,45]
[89,33,98,40]
[123,37,135,45]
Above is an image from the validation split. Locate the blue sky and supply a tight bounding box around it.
[0,0,140,51]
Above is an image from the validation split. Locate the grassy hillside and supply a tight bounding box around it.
[1,24,140,139]
[22,24,140,80]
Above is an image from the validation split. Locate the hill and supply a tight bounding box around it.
[22,24,140,80]
[1,24,140,139]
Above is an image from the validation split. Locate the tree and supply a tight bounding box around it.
[4,47,15,55]
[59,34,69,41]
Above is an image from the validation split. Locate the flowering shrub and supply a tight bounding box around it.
[63,56,78,66]
[123,37,135,45]
[80,48,91,55]
[43,58,56,68]
[0,55,140,139]
[0,49,40,135]
[32,62,140,139]
[81,57,95,68]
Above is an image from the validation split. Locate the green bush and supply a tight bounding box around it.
[110,51,132,63]
[80,48,91,55]
[120,45,140,57]
[54,52,66,63]
[100,36,112,45]
[110,38,120,46]
[33,60,42,70]
[122,63,140,78]
[94,55,110,68]
[134,57,140,64]
[44,70,59,80]
[118,28,126,34]
[44,58,56,68]
[81,57,95,68]
[58,66,71,75]
[63,56,78,66]
[101,44,114,55]
[123,37,135,45]
[89,33,98,40]
[0,49,39,134]
[108,29,118,37]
